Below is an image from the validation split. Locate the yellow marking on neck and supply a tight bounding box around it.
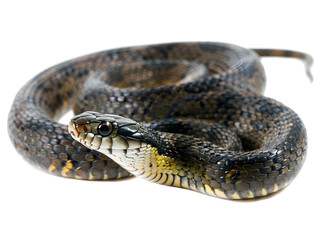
[151,147,174,166]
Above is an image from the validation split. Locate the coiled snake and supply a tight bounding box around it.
[8,42,312,199]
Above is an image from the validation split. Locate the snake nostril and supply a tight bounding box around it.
[70,131,75,137]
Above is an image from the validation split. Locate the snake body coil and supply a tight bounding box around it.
[8,42,310,199]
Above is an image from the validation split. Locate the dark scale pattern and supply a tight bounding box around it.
[8,42,308,199]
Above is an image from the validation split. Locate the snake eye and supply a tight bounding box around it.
[98,122,113,136]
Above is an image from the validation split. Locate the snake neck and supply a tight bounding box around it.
[117,144,181,177]
[96,126,186,177]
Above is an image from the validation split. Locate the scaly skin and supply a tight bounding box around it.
[8,42,310,198]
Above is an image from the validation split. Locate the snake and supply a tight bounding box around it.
[8,42,313,199]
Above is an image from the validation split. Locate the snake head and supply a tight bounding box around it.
[68,111,146,152]
[69,111,177,174]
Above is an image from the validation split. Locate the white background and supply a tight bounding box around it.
[1,1,318,239]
